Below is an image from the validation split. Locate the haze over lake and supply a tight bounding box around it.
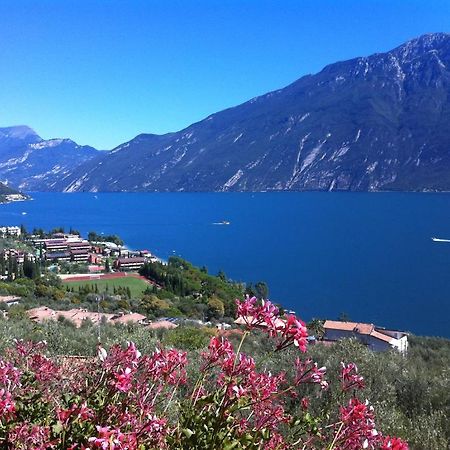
[1,192,449,338]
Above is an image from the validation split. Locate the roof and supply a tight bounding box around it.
[70,249,89,255]
[117,257,146,264]
[0,295,21,303]
[27,306,56,321]
[45,239,67,245]
[26,307,116,328]
[112,313,147,324]
[68,241,90,247]
[324,320,395,344]
[147,320,178,330]
[324,320,374,334]
[55,309,115,327]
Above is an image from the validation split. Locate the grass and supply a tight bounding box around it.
[63,276,149,297]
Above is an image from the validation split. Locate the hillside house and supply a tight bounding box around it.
[323,320,408,353]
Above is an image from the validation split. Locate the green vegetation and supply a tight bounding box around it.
[87,231,124,246]
[0,313,447,449]
[63,276,149,298]
[139,256,246,318]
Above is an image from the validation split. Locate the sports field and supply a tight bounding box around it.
[63,275,149,297]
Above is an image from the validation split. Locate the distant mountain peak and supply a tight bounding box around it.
[0,125,41,140]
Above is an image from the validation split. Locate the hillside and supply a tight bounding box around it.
[0,181,29,203]
[53,33,450,192]
[0,126,99,190]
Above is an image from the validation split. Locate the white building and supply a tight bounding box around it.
[0,226,21,237]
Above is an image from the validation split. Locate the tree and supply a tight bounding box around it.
[207,296,225,320]
[23,256,35,279]
[88,231,99,242]
[255,281,269,299]
[105,259,111,273]
[338,312,351,322]
[217,270,227,282]
[307,318,325,340]
[140,295,170,316]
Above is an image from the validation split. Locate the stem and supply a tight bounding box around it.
[233,330,249,370]
[328,421,344,450]
[163,387,177,413]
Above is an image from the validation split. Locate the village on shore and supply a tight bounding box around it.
[0,225,409,353]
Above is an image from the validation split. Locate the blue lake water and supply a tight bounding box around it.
[0,192,449,338]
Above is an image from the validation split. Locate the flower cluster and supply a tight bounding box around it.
[0,297,408,450]
[341,362,365,391]
[236,296,308,352]
[295,357,328,389]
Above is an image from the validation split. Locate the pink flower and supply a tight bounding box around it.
[201,336,234,368]
[341,362,365,391]
[144,348,187,385]
[380,436,409,450]
[30,354,59,382]
[7,423,53,449]
[276,315,308,352]
[235,297,308,352]
[88,426,135,449]
[0,359,21,387]
[295,358,328,389]
[236,296,280,331]
[114,367,133,392]
[338,398,378,450]
[0,388,15,419]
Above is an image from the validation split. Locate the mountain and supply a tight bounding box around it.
[0,181,29,203]
[0,126,99,191]
[19,33,450,192]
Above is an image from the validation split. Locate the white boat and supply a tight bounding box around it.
[431,237,450,242]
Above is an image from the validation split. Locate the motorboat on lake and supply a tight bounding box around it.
[431,237,450,242]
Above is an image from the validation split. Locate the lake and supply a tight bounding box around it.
[0,192,449,338]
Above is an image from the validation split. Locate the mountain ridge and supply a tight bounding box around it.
[0,127,99,191]
[3,32,450,192]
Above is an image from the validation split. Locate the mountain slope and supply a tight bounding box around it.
[37,33,450,191]
[0,126,99,190]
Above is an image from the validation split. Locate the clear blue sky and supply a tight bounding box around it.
[1,0,449,149]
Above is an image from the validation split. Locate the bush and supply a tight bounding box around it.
[0,298,408,449]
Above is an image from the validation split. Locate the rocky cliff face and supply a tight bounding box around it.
[6,33,450,192]
[0,126,99,190]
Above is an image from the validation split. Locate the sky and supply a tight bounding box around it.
[1,0,449,150]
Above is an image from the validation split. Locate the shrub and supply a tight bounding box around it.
[0,297,408,449]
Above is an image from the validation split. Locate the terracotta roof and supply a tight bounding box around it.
[371,330,394,343]
[112,313,147,324]
[147,320,178,330]
[27,306,56,322]
[56,309,115,327]
[324,320,394,343]
[324,320,375,334]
